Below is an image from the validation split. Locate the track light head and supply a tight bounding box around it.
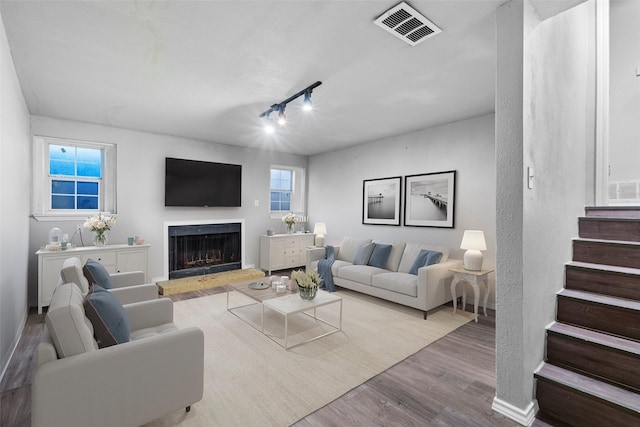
[302,90,313,111]
[277,104,287,126]
[263,112,275,134]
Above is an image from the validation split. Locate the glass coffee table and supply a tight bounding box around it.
[226,278,288,329]
[226,279,342,350]
[262,290,342,350]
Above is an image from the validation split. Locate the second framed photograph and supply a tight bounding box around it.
[363,176,402,225]
[404,170,456,228]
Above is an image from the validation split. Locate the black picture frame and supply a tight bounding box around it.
[362,176,402,226]
[404,170,456,228]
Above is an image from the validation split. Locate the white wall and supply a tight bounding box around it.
[308,113,497,304]
[609,0,640,183]
[28,116,307,305]
[494,0,527,416]
[494,0,594,422]
[0,11,32,381]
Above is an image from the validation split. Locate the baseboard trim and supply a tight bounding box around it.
[0,306,28,386]
[492,396,537,426]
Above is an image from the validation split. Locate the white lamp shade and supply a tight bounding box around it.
[313,223,327,235]
[460,230,486,271]
[313,222,327,246]
[460,230,487,250]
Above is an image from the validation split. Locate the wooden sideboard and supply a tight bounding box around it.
[36,244,150,314]
[259,234,315,275]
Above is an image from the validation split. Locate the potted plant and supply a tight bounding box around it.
[291,269,322,300]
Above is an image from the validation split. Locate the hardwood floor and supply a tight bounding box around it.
[293,305,517,427]
[1,282,518,427]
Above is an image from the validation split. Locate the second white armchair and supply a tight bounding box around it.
[60,256,158,305]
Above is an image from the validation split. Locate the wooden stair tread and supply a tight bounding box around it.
[580,216,640,223]
[548,322,640,355]
[578,216,640,223]
[585,207,640,219]
[574,237,640,246]
[535,363,640,413]
[558,288,640,311]
[567,261,640,276]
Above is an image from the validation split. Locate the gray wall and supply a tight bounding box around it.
[494,0,594,420]
[27,116,308,305]
[0,13,32,380]
[308,113,497,305]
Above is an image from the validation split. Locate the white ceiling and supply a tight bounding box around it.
[0,0,582,156]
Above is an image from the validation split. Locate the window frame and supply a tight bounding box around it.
[32,136,117,221]
[269,165,306,218]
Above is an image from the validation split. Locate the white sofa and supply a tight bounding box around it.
[306,237,463,319]
[32,282,204,427]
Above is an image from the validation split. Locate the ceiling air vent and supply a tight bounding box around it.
[373,2,442,46]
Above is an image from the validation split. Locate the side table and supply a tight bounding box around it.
[449,267,493,322]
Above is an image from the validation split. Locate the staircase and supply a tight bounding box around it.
[533,207,640,427]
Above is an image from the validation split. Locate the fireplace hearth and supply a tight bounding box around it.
[168,222,241,279]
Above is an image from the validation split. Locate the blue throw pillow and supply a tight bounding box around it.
[409,249,443,275]
[367,244,392,269]
[353,242,375,265]
[83,258,113,289]
[83,285,130,348]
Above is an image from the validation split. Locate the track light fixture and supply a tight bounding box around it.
[259,81,322,132]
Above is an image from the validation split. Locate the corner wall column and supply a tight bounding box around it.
[493,0,534,424]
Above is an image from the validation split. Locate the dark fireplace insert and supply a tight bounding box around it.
[168,222,241,279]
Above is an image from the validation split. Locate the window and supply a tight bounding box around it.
[270,168,292,211]
[49,144,101,210]
[269,165,305,216]
[33,136,116,219]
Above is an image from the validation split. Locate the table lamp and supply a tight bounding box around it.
[313,223,327,247]
[460,230,487,271]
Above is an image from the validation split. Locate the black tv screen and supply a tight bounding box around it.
[165,157,242,207]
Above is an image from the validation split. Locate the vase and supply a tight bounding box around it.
[286,223,294,234]
[93,231,109,247]
[299,285,318,300]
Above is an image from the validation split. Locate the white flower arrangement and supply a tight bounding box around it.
[291,269,322,289]
[281,212,297,226]
[84,212,116,245]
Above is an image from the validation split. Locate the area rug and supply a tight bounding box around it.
[145,289,474,426]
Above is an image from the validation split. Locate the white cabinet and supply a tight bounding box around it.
[117,249,148,275]
[260,234,315,275]
[36,244,150,314]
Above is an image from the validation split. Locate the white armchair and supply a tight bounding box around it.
[32,282,204,427]
[60,256,158,304]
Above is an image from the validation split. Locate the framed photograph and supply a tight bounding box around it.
[404,170,456,228]
[363,176,402,225]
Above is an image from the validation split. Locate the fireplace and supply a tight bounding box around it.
[167,222,242,279]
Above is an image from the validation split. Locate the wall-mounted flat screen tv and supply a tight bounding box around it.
[165,157,242,207]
